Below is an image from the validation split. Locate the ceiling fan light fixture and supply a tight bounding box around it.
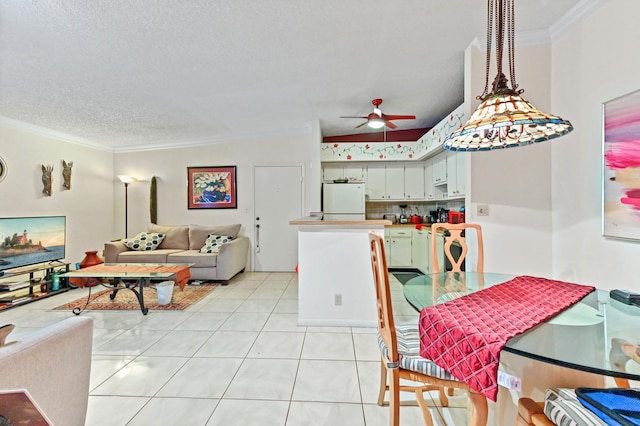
[443,0,573,152]
[367,117,386,129]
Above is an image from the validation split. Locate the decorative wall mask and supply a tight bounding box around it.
[0,156,7,183]
[41,164,53,196]
[62,160,73,190]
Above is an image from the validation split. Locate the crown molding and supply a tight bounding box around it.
[472,0,606,49]
[550,0,607,41]
[0,116,114,152]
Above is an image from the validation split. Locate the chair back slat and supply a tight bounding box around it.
[431,223,484,273]
[369,232,398,363]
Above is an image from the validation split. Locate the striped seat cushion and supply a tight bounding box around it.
[377,323,458,381]
[544,388,606,426]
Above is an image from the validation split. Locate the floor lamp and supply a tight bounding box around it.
[117,175,137,238]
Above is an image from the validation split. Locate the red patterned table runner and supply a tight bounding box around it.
[418,275,595,401]
[80,264,191,290]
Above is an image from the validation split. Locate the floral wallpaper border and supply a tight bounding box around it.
[320,104,466,162]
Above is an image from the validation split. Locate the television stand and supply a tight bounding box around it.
[0,262,72,311]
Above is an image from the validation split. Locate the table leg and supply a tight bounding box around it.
[468,389,488,426]
[131,277,149,315]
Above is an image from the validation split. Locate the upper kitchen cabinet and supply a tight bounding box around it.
[446,151,465,199]
[432,151,447,186]
[404,163,425,200]
[322,164,366,182]
[424,157,435,201]
[366,164,405,200]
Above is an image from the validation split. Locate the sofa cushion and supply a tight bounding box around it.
[189,224,241,250]
[148,224,189,250]
[199,234,234,253]
[117,249,183,263]
[167,250,218,268]
[123,232,165,251]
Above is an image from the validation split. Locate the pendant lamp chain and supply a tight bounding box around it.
[442,0,573,151]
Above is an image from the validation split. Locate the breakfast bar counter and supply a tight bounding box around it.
[290,217,391,327]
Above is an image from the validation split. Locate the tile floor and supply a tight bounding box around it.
[4,272,468,425]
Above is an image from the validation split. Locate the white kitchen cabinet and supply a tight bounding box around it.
[386,228,412,267]
[366,164,387,200]
[432,151,447,186]
[432,231,445,271]
[366,164,404,200]
[385,166,405,200]
[412,228,431,273]
[404,163,425,200]
[322,164,365,182]
[446,152,465,199]
[424,158,435,201]
[344,164,366,181]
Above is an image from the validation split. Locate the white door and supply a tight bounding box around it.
[254,165,303,272]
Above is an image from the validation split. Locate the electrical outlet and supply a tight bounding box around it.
[477,204,489,216]
[334,294,342,306]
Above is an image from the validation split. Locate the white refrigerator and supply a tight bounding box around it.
[322,182,366,221]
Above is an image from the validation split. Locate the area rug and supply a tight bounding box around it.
[391,270,424,285]
[53,283,218,312]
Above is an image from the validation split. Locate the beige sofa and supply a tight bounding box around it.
[104,223,249,282]
[0,316,93,426]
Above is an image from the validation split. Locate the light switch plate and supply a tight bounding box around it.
[477,204,489,216]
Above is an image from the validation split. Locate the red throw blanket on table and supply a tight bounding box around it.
[418,275,595,401]
[81,264,191,290]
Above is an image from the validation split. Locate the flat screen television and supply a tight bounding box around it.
[0,216,66,272]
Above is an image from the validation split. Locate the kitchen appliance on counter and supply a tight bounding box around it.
[399,205,408,224]
[322,182,366,221]
[430,208,450,223]
[448,211,465,224]
[410,207,422,224]
[383,214,397,224]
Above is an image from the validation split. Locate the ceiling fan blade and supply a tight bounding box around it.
[355,122,368,129]
[383,114,416,120]
[340,116,368,119]
[384,121,398,130]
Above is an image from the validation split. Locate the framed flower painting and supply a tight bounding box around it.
[603,89,640,240]
[187,166,237,209]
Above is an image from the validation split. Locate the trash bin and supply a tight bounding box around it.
[156,281,174,305]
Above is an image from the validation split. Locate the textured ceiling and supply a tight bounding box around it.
[0,0,598,151]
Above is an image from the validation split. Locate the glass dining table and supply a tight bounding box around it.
[403,272,640,384]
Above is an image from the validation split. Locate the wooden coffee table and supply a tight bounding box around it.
[61,263,192,315]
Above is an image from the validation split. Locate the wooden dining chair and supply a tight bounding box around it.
[369,232,488,426]
[430,223,484,273]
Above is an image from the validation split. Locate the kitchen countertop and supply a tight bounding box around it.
[290,217,391,226]
[290,217,450,228]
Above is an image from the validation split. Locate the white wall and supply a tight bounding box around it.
[0,126,115,266]
[551,0,640,290]
[113,130,320,270]
[466,43,554,277]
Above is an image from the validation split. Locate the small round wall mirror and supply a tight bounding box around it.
[0,156,6,183]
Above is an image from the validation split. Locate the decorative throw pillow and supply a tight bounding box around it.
[124,232,165,251]
[199,234,234,254]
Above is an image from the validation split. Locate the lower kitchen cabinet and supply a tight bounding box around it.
[385,227,446,272]
[412,228,431,273]
[385,228,412,267]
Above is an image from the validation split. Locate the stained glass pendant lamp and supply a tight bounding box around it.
[443,0,573,151]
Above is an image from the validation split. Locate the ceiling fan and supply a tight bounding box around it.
[341,98,416,130]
